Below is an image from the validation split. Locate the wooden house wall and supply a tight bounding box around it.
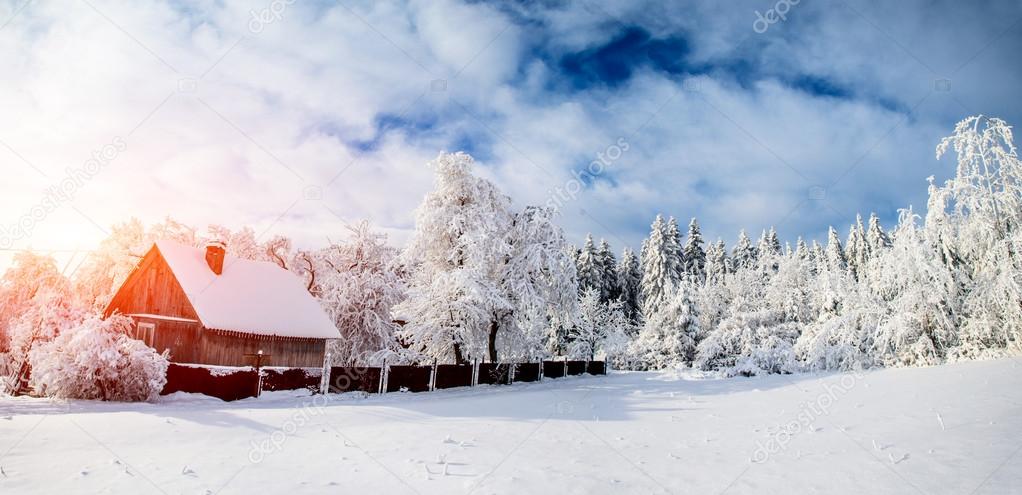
[198,331,326,368]
[131,316,202,363]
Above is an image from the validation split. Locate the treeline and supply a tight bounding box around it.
[573,116,1022,374]
[2,116,1020,399]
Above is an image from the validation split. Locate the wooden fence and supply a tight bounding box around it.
[162,360,607,401]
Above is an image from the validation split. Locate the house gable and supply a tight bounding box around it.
[104,245,200,321]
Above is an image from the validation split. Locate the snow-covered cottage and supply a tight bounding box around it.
[104,240,338,367]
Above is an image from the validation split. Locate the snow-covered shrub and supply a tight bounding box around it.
[796,307,877,371]
[694,309,800,376]
[631,282,699,370]
[29,315,169,402]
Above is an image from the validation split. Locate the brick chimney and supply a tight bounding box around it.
[205,240,226,275]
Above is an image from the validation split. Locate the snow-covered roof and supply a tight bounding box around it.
[154,240,339,340]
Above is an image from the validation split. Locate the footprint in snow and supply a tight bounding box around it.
[889,453,909,464]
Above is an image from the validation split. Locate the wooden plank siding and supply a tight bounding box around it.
[105,245,329,368]
[105,248,200,322]
[199,330,326,368]
[130,316,202,363]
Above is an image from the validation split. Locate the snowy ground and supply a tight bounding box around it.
[1,358,1020,494]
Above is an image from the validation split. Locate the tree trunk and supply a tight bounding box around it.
[487,320,499,363]
[453,342,466,365]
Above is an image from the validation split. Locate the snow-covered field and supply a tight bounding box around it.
[1,358,1020,494]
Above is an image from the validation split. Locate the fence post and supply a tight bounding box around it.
[319,353,332,395]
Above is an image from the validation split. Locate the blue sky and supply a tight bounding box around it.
[1,0,1021,264]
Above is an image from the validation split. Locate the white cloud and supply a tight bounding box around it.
[1,0,1018,271]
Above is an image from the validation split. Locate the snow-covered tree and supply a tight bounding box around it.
[866,213,891,253]
[825,226,847,272]
[870,209,958,366]
[597,239,619,302]
[3,286,85,391]
[502,206,579,361]
[731,230,757,271]
[845,215,869,281]
[397,152,513,364]
[640,215,681,317]
[398,152,578,364]
[757,228,781,260]
[74,217,201,310]
[631,281,699,370]
[933,116,1022,357]
[682,218,706,282]
[318,221,405,366]
[1,252,70,349]
[665,216,685,281]
[575,234,602,297]
[28,315,168,402]
[796,236,873,372]
[568,288,629,362]
[704,239,729,285]
[616,247,642,325]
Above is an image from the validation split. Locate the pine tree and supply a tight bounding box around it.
[757,228,782,272]
[866,212,891,253]
[616,247,643,325]
[631,281,700,370]
[811,240,825,268]
[845,215,868,280]
[757,227,781,257]
[640,215,681,317]
[575,234,602,297]
[597,239,619,302]
[682,218,706,282]
[704,239,729,285]
[795,237,809,260]
[825,226,846,272]
[731,230,757,271]
[665,216,685,281]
